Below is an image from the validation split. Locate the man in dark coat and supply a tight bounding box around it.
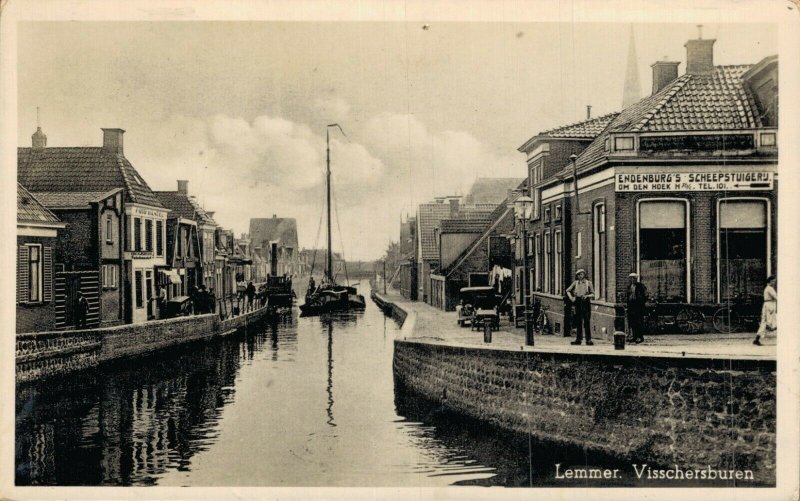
[626,273,648,344]
[246,281,256,311]
[75,291,89,329]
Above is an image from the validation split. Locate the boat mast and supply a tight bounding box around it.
[326,126,333,284]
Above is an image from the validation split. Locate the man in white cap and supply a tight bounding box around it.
[566,269,594,345]
[626,272,648,343]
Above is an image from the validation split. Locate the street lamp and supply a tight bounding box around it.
[514,195,534,346]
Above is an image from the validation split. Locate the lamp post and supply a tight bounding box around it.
[514,195,535,346]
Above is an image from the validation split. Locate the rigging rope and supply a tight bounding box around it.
[331,178,350,285]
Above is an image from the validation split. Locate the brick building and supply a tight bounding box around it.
[521,37,778,338]
[16,183,65,333]
[154,180,219,300]
[18,127,166,326]
[515,113,619,334]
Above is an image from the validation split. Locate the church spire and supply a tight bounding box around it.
[622,25,642,109]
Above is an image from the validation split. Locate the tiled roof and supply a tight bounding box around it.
[417,203,496,261]
[570,65,764,172]
[31,191,110,208]
[18,147,164,208]
[540,112,620,139]
[17,184,60,224]
[250,217,299,250]
[467,178,525,204]
[440,218,492,234]
[153,191,215,225]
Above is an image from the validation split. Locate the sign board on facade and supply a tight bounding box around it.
[615,172,773,192]
[130,251,153,259]
[131,206,166,218]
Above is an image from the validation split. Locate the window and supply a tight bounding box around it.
[135,270,144,308]
[576,231,582,259]
[555,204,562,221]
[125,215,132,250]
[134,217,142,251]
[145,219,153,252]
[638,200,689,302]
[103,264,118,289]
[544,207,551,223]
[760,132,776,147]
[177,227,183,257]
[28,244,42,302]
[106,214,113,243]
[593,203,607,300]
[615,136,635,151]
[156,220,163,256]
[530,160,544,219]
[554,230,562,295]
[534,234,541,291]
[718,199,769,301]
[543,232,551,293]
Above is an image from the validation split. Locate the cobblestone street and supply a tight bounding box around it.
[379,289,776,361]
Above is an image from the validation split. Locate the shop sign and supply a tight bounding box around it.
[131,251,153,259]
[131,206,165,218]
[615,172,773,192]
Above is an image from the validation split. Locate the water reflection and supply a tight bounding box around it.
[17,287,729,487]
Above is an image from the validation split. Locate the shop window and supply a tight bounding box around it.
[615,136,635,151]
[135,270,144,308]
[638,200,688,302]
[718,199,768,302]
[554,230,562,295]
[593,203,607,300]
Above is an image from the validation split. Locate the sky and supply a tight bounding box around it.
[17,21,777,260]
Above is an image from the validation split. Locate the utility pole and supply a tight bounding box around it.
[383,260,387,294]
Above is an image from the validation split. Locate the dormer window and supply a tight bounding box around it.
[615,136,635,151]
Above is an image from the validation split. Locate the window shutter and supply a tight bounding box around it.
[43,246,53,302]
[18,246,29,304]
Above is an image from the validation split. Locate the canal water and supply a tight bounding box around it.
[16,284,694,487]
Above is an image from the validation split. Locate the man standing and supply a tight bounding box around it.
[626,273,648,344]
[566,269,594,346]
[75,291,89,329]
[156,286,167,318]
[246,281,256,311]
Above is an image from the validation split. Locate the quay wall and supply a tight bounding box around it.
[17,306,270,384]
[389,295,776,483]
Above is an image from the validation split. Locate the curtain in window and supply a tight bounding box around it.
[719,200,767,301]
[639,201,687,302]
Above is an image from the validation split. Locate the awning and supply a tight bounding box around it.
[160,269,182,285]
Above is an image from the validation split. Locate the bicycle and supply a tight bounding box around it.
[642,300,706,334]
[712,292,762,333]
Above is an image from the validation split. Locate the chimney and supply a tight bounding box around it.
[102,128,125,154]
[448,198,459,217]
[684,26,715,75]
[31,127,47,149]
[651,60,680,94]
[271,242,278,277]
[177,180,189,194]
[586,105,592,120]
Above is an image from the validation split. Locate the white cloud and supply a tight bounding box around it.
[131,107,523,260]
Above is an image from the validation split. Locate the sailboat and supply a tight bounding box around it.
[299,124,366,316]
